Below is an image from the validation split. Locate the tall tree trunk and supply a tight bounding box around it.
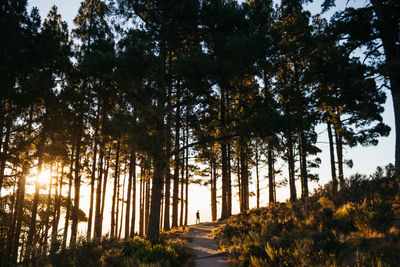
[0,110,3,162]
[237,155,242,210]
[227,142,232,216]
[391,89,400,179]
[118,170,126,239]
[220,141,229,219]
[180,143,184,226]
[160,185,164,230]
[70,127,82,248]
[184,126,189,226]
[125,151,134,239]
[163,87,172,231]
[146,128,165,243]
[100,152,110,236]
[220,87,229,219]
[87,114,99,240]
[4,182,16,263]
[94,146,104,239]
[10,108,33,263]
[145,169,151,233]
[327,120,338,191]
[111,141,120,238]
[0,118,11,195]
[240,143,249,211]
[255,141,260,209]
[51,164,64,254]
[42,165,53,255]
[62,145,75,250]
[10,167,28,263]
[211,161,217,221]
[172,109,180,228]
[267,144,275,203]
[139,163,144,236]
[288,134,296,201]
[115,167,121,238]
[334,120,345,188]
[130,152,136,237]
[164,155,171,230]
[25,141,44,261]
[299,131,308,198]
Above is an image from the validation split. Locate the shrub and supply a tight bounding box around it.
[218,164,400,266]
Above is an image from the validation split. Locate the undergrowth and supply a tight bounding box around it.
[217,164,400,266]
[29,236,193,267]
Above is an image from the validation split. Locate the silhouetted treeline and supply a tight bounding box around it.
[0,0,398,265]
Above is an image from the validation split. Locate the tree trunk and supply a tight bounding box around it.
[180,143,184,226]
[10,109,33,262]
[100,152,110,236]
[220,141,229,219]
[130,151,136,237]
[237,155,242,210]
[146,129,165,243]
[220,88,229,219]
[267,144,275,203]
[25,142,44,261]
[115,167,121,238]
[94,146,104,239]
[70,128,82,248]
[118,170,126,239]
[111,141,121,238]
[87,122,99,241]
[184,126,189,226]
[392,89,400,179]
[0,118,11,195]
[139,163,144,236]
[51,164,64,254]
[255,141,260,209]
[240,143,249,211]
[145,169,150,233]
[172,125,180,228]
[62,145,75,250]
[299,131,308,198]
[4,183,17,263]
[227,143,232,216]
[327,120,338,191]
[0,111,3,164]
[160,185,164,230]
[125,152,134,239]
[10,167,28,263]
[288,134,296,201]
[211,161,217,221]
[163,146,171,230]
[334,121,345,188]
[42,165,54,255]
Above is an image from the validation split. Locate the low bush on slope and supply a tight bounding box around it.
[217,164,400,266]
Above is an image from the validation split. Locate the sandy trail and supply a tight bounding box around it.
[183,221,228,267]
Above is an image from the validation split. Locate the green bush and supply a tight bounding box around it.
[122,238,193,266]
[39,236,192,267]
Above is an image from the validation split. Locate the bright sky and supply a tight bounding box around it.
[26,0,395,233]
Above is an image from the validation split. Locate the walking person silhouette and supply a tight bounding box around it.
[196,210,200,224]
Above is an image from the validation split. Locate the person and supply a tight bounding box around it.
[196,210,200,224]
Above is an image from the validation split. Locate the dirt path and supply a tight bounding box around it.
[183,221,228,267]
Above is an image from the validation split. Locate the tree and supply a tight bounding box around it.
[321,0,400,178]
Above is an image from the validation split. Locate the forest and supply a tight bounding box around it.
[0,0,399,266]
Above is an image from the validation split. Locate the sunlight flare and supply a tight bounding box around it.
[38,169,51,185]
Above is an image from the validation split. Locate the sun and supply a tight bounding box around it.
[38,169,51,185]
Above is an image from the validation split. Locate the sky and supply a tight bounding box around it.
[25,0,395,232]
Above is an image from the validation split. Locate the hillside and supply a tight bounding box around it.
[216,165,400,266]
